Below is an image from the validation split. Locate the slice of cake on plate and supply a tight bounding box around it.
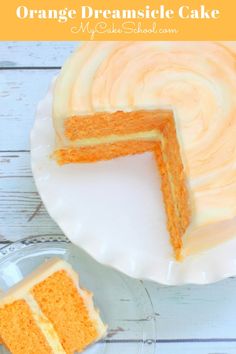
[0,258,106,353]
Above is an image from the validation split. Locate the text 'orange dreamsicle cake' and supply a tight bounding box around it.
[52,42,236,259]
[0,258,106,353]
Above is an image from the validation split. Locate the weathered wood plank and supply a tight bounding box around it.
[0,151,31,177]
[156,341,236,354]
[0,42,78,67]
[146,278,236,340]
[0,70,58,150]
[0,176,63,241]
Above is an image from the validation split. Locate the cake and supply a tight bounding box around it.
[52,42,236,259]
[0,258,106,353]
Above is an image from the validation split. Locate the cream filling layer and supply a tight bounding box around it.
[67,130,163,147]
[24,294,66,354]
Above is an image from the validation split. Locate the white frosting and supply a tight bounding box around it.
[53,42,236,256]
[24,294,66,354]
[0,258,77,305]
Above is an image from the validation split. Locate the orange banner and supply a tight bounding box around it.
[0,0,235,40]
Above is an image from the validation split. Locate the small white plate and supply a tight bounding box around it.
[31,78,236,285]
[0,236,156,354]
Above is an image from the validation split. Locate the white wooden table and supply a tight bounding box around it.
[1,42,236,354]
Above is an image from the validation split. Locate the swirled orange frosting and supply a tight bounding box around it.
[53,42,236,257]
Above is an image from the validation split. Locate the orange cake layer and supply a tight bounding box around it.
[0,258,106,354]
[63,110,172,140]
[54,141,157,163]
[0,300,53,354]
[54,110,190,259]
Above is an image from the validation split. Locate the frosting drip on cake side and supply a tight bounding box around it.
[53,42,236,256]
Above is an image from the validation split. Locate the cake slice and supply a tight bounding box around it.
[0,258,106,353]
[53,110,190,260]
[0,289,2,346]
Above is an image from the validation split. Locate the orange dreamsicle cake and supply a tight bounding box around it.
[52,42,236,259]
[0,258,107,353]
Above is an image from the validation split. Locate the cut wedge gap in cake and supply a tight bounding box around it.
[53,110,191,260]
